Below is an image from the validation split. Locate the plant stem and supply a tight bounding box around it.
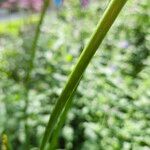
[40,0,128,149]
[25,0,49,82]
[48,96,73,150]
[48,80,81,150]
[23,0,49,148]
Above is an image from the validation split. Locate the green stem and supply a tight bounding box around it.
[25,0,50,82]
[23,0,49,148]
[40,0,128,149]
[48,97,73,150]
[48,80,81,150]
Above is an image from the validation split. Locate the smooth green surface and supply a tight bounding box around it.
[40,0,128,149]
[48,81,80,149]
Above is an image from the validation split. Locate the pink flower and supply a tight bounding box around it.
[31,0,42,11]
[0,0,45,11]
[19,0,30,8]
[19,0,42,11]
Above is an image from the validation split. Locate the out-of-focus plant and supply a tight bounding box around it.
[22,0,50,148]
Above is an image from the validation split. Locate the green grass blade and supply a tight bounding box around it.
[40,0,128,149]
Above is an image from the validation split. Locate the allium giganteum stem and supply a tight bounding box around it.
[40,0,128,149]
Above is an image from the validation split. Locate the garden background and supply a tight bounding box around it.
[0,0,149,149]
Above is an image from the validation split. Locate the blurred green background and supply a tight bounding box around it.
[0,0,150,149]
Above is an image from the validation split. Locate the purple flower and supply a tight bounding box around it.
[118,40,129,49]
[19,0,42,11]
[81,0,89,7]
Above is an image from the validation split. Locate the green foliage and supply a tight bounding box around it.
[0,0,149,149]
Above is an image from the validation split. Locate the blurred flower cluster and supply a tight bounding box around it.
[0,0,89,11]
[0,0,43,11]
